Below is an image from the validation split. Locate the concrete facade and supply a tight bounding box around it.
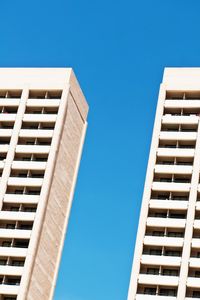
[128,68,200,300]
[0,68,88,300]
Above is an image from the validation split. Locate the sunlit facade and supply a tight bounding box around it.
[128,68,200,300]
[0,68,88,300]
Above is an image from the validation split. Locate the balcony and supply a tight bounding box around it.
[136,296,176,300]
[192,239,200,249]
[138,274,178,286]
[165,99,200,109]
[23,113,57,122]
[8,177,43,187]
[160,131,197,141]
[19,129,53,138]
[0,113,16,122]
[0,265,23,276]
[147,217,186,228]
[193,220,200,229]
[27,98,60,107]
[157,147,195,158]
[144,236,184,247]
[149,200,188,210]
[152,181,190,192]
[12,161,46,170]
[0,145,9,153]
[154,164,192,174]
[0,246,27,257]
[0,129,12,137]
[0,161,5,169]
[196,202,200,211]
[0,228,31,239]
[0,283,19,294]
[4,193,39,204]
[141,254,181,267]
[162,115,199,125]
[0,98,20,107]
[0,211,35,221]
[190,258,200,268]
[15,144,50,154]
[187,277,200,288]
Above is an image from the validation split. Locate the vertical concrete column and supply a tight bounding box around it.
[0,87,29,209]
[17,84,70,300]
[177,120,200,299]
[127,84,166,300]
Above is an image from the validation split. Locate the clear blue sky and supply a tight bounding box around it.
[0,1,200,299]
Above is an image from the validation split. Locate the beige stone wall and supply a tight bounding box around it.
[26,91,88,299]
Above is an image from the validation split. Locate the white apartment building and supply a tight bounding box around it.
[0,68,88,300]
[128,68,200,300]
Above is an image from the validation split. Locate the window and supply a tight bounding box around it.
[162,269,179,276]
[12,260,24,267]
[193,291,200,298]
[195,271,200,278]
[10,207,19,211]
[2,241,11,247]
[18,224,32,230]
[0,90,22,98]
[144,288,156,295]
[6,224,15,229]
[27,190,40,195]
[165,250,181,257]
[23,207,36,212]
[160,288,177,296]
[146,268,159,275]
[167,232,184,238]
[149,249,162,256]
[14,190,23,194]
[6,277,20,285]
[152,231,164,236]
[14,240,29,248]
[169,213,185,219]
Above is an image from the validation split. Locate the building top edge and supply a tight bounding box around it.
[0,68,73,89]
[163,67,200,87]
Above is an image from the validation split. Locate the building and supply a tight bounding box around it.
[128,68,200,300]
[0,68,88,300]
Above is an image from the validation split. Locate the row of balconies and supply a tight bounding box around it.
[160,131,197,141]
[153,174,191,183]
[137,273,200,289]
[0,144,50,154]
[158,143,196,151]
[0,121,55,131]
[0,137,52,146]
[0,121,181,145]
[0,113,57,122]
[1,177,43,188]
[0,89,62,99]
[149,199,200,211]
[165,99,200,109]
[144,234,200,248]
[137,265,200,297]
[0,128,54,138]
[136,285,200,299]
[0,105,59,115]
[161,124,198,133]
[146,214,200,229]
[0,160,46,170]
[0,98,60,108]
